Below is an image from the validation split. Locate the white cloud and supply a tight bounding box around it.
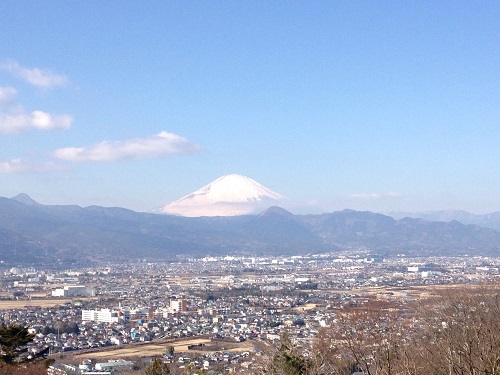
[0,86,17,104]
[52,131,201,162]
[0,109,73,133]
[0,86,73,133]
[0,158,65,174]
[348,192,402,200]
[30,110,72,130]
[1,60,68,89]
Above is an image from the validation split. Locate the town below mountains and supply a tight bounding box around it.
[1,194,499,267]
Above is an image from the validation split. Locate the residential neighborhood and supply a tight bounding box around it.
[1,253,499,373]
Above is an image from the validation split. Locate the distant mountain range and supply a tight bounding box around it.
[1,194,499,267]
[389,210,500,232]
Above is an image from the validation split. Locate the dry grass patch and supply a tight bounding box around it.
[0,299,73,309]
[291,303,317,311]
[71,337,254,360]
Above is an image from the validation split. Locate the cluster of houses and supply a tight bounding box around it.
[0,254,499,373]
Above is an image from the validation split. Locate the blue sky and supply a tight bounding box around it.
[0,1,499,214]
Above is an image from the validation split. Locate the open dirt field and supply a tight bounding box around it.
[71,337,254,360]
[291,303,317,311]
[0,298,76,309]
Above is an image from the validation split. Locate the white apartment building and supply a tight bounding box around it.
[169,299,187,312]
[82,309,119,323]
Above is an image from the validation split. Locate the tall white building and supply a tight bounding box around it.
[170,299,187,312]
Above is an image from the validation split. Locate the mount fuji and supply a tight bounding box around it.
[160,174,287,217]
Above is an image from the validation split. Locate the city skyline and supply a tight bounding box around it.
[1,1,499,215]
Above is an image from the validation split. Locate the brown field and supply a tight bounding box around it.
[291,303,317,311]
[0,299,73,309]
[70,337,254,360]
[0,297,96,309]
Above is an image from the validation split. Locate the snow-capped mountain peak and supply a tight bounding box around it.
[160,174,286,217]
[181,174,285,203]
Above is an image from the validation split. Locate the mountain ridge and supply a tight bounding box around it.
[11,193,40,206]
[389,210,500,231]
[1,195,499,267]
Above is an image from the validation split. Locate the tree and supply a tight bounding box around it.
[166,345,175,356]
[0,324,35,365]
[0,363,49,375]
[416,287,500,375]
[307,300,409,375]
[306,287,500,375]
[266,332,310,375]
[145,358,170,375]
[182,363,198,374]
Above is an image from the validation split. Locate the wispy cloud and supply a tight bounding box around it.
[0,86,73,133]
[52,131,201,162]
[1,60,68,89]
[0,158,66,174]
[0,110,73,133]
[348,192,402,200]
[0,86,17,104]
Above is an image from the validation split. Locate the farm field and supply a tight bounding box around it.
[70,337,254,360]
[0,298,77,309]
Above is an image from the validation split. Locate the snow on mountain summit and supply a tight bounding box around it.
[183,174,285,203]
[160,174,287,217]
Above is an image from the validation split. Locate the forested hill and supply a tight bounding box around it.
[1,196,500,266]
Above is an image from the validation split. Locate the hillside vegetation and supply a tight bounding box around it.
[256,286,500,375]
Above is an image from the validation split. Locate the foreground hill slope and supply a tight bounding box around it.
[1,196,499,266]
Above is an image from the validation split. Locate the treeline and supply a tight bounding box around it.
[256,286,500,375]
[40,321,79,335]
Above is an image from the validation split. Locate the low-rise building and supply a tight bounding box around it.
[52,285,95,297]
